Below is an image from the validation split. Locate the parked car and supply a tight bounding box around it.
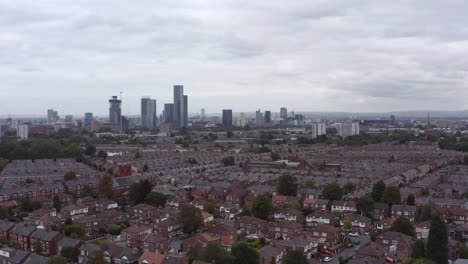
[320,248,333,255]
[347,242,353,248]
[349,232,359,237]
[323,257,333,262]
[354,240,361,245]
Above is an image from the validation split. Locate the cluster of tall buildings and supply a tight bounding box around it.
[162,85,189,129]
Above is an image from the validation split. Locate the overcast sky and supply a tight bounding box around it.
[1,0,468,116]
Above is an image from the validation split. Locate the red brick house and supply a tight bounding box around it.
[236,216,268,236]
[121,224,152,248]
[30,229,62,256]
[307,225,343,249]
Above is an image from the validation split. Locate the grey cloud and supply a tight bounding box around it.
[1,0,468,115]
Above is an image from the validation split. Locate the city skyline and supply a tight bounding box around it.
[2,1,468,115]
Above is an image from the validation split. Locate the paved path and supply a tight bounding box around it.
[328,235,370,264]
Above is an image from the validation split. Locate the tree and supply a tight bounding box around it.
[86,250,109,264]
[84,145,96,156]
[81,185,95,198]
[251,195,274,220]
[145,192,167,208]
[97,174,113,199]
[357,196,374,217]
[53,195,61,213]
[343,216,352,231]
[222,156,235,166]
[371,181,386,202]
[322,182,342,201]
[64,171,77,181]
[47,256,68,264]
[135,151,142,158]
[343,181,356,194]
[391,216,414,236]
[459,246,468,258]
[97,150,107,159]
[411,240,425,259]
[282,250,307,264]
[382,186,401,205]
[270,152,281,161]
[60,246,75,260]
[426,215,448,264]
[276,175,298,196]
[0,207,10,219]
[33,240,42,255]
[305,180,315,189]
[142,164,149,172]
[231,242,259,264]
[227,131,234,138]
[202,243,232,264]
[178,203,203,234]
[128,180,154,205]
[407,194,415,206]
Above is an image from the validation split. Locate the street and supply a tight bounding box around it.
[328,235,370,264]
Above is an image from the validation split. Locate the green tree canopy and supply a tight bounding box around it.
[53,195,61,213]
[178,203,203,234]
[97,174,113,199]
[322,182,342,201]
[128,179,154,205]
[144,192,167,208]
[33,240,42,255]
[391,216,415,236]
[410,240,425,259]
[426,215,448,264]
[64,171,77,181]
[382,186,401,205]
[251,194,274,221]
[60,246,75,260]
[357,196,375,217]
[276,175,298,196]
[282,250,307,264]
[202,243,232,264]
[231,242,259,264]
[407,194,415,206]
[342,181,356,194]
[86,250,109,264]
[371,180,386,202]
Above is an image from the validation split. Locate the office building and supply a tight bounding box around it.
[47,109,59,123]
[141,97,157,129]
[84,113,93,123]
[264,111,271,123]
[390,115,396,126]
[237,112,246,128]
[17,124,29,140]
[109,96,122,126]
[256,109,264,127]
[122,116,129,131]
[65,115,73,123]
[311,122,327,138]
[201,108,206,121]
[332,121,360,138]
[173,85,188,128]
[163,104,174,123]
[222,109,233,128]
[280,107,288,120]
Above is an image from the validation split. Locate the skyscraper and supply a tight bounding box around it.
[264,111,271,123]
[222,109,233,128]
[163,104,174,123]
[47,109,59,123]
[311,122,327,138]
[280,107,288,119]
[84,113,93,123]
[109,96,122,125]
[173,85,188,128]
[141,97,157,129]
[17,124,29,140]
[256,109,264,127]
[201,108,206,121]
